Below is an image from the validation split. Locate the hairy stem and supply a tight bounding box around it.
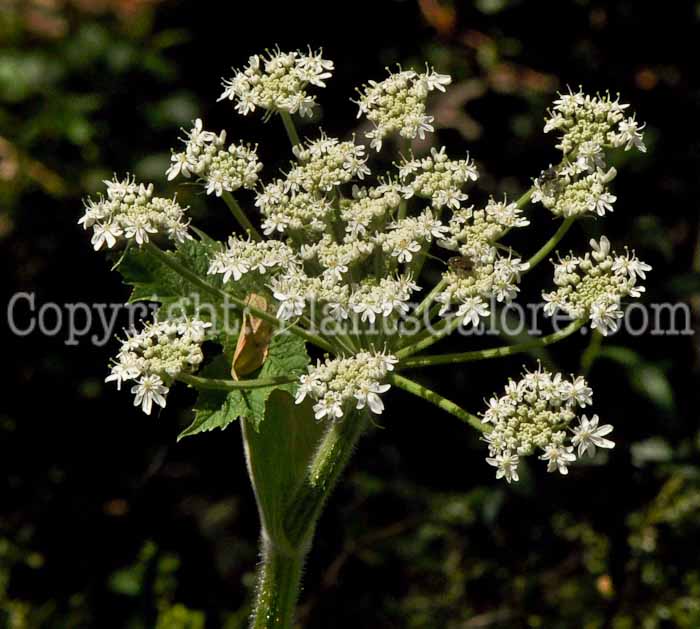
[250,539,304,629]
[222,191,263,241]
[398,319,586,368]
[284,411,370,549]
[388,374,487,433]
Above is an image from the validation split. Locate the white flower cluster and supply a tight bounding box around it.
[256,182,332,236]
[79,176,190,250]
[436,256,528,327]
[534,89,646,219]
[340,183,403,238]
[105,318,211,415]
[543,236,651,335]
[207,236,297,283]
[287,133,370,192]
[399,147,478,210]
[295,351,398,419]
[483,365,614,483]
[355,65,451,150]
[435,199,530,326]
[219,48,333,118]
[545,88,646,159]
[376,209,448,264]
[347,276,420,324]
[532,167,617,218]
[166,118,263,197]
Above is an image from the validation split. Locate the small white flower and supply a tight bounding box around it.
[354,382,391,414]
[313,392,344,420]
[91,222,123,251]
[456,297,489,327]
[562,376,593,407]
[571,414,615,457]
[590,300,623,335]
[486,452,520,483]
[131,375,169,415]
[539,445,577,475]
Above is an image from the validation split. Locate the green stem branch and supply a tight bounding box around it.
[222,191,263,241]
[525,216,576,271]
[177,373,296,391]
[388,374,488,433]
[279,111,302,148]
[399,319,586,369]
[396,316,462,359]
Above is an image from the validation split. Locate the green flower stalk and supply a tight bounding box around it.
[80,47,650,628]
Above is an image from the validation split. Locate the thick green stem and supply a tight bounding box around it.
[251,540,304,629]
[144,243,336,353]
[526,216,576,270]
[222,191,263,241]
[389,374,488,433]
[284,411,369,549]
[279,111,301,148]
[177,373,296,391]
[399,319,586,369]
[249,411,369,627]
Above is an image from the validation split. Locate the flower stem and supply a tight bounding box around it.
[388,373,488,433]
[177,373,296,391]
[279,111,302,148]
[398,318,586,368]
[250,539,304,629]
[284,410,369,549]
[144,243,337,353]
[413,276,447,320]
[515,186,534,209]
[525,216,576,271]
[395,316,462,359]
[222,191,263,241]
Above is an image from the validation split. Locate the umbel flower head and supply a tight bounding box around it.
[79,175,191,250]
[295,351,398,420]
[482,365,614,482]
[166,118,263,197]
[543,236,651,335]
[355,65,451,150]
[533,88,647,220]
[105,318,211,414]
[219,47,333,118]
[80,47,648,502]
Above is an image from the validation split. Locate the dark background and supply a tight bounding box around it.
[2,1,699,627]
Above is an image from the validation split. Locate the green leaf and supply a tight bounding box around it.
[117,238,225,309]
[178,332,310,440]
[241,390,325,547]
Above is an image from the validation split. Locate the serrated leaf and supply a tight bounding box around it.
[241,390,325,547]
[178,332,310,440]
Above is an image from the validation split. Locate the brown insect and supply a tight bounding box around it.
[448,255,475,275]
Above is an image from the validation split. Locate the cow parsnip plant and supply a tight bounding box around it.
[80,48,649,628]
